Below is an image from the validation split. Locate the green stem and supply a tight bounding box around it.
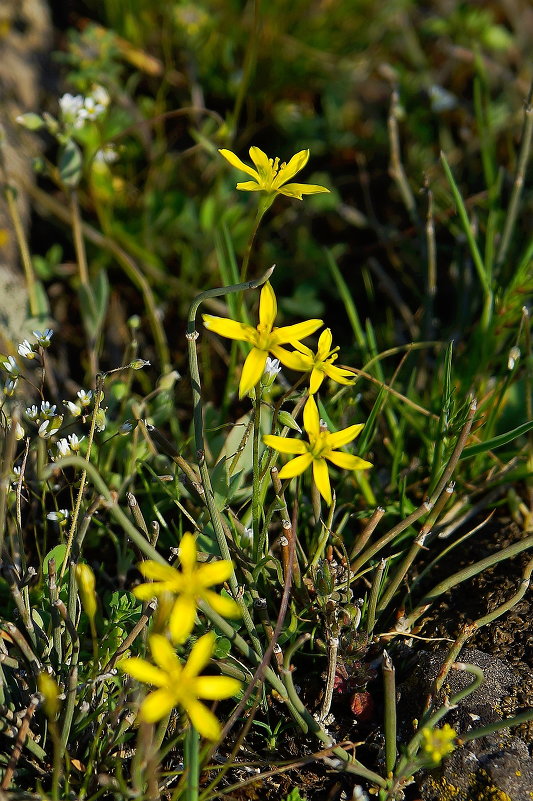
[187,267,274,654]
[383,651,397,776]
[497,86,533,270]
[251,386,262,561]
[5,187,40,317]
[239,207,268,284]
[60,374,104,583]
[184,725,200,801]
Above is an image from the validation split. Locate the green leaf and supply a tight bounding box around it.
[42,544,67,577]
[58,139,83,188]
[284,790,307,801]
[461,420,533,458]
[17,113,45,131]
[278,410,302,433]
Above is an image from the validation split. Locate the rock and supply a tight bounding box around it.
[0,0,51,345]
[397,648,533,801]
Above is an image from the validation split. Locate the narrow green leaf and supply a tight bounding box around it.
[58,139,83,188]
[461,419,533,458]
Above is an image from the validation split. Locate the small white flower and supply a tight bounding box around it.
[92,85,110,108]
[47,509,69,523]
[8,420,25,440]
[59,94,85,128]
[79,96,106,121]
[18,340,36,360]
[94,145,119,164]
[265,357,281,377]
[118,421,134,435]
[2,356,20,376]
[242,527,253,547]
[38,420,50,437]
[40,401,57,418]
[77,389,93,407]
[38,416,62,439]
[67,433,84,452]
[33,329,54,348]
[56,438,71,457]
[64,400,82,417]
[4,378,17,396]
[261,357,281,388]
[13,466,21,476]
[508,346,520,371]
[59,93,84,118]
[26,405,39,420]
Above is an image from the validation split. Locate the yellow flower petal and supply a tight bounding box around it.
[317,327,333,356]
[149,633,181,673]
[195,675,241,700]
[202,315,257,344]
[259,282,277,330]
[239,348,268,398]
[139,688,177,723]
[269,319,323,346]
[133,582,161,601]
[219,149,259,179]
[179,532,197,573]
[312,458,332,505]
[326,452,373,471]
[196,560,233,587]
[263,434,308,455]
[279,182,330,198]
[322,362,355,385]
[202,589,241,619]
[272,150,309,189]
[248,146,272,183]
[186,698,221,740]
[235,181,263,191]
[277,452,314,479]
[271,345,310,372]
[138,560,179,582]
[183,632,215,678]
[309,367,325,395]
[169,595,197,644]
[291,340,314,358]
[119,657,168,688]
[303,396,320,438]
[327,423,364,449]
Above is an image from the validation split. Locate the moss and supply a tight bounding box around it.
[423,768,514,801]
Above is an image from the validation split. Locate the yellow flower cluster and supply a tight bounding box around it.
[420,724,457,764]
[119,533,241,740]
[203,281,372,504]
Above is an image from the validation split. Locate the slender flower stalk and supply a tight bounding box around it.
[203,282,322,398]
[133,532,241,644]
[119,632,241,740]
[264,396,372,505]
[219,146,330,201]
[273,328,355,394]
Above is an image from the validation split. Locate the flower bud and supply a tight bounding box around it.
[75,563,97,624]
[38,673,60,719]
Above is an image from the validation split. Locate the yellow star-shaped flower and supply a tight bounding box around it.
[263,395,372,505]
[272,328,355,394]
[133,532,240,644]
[119,631,241,740]
[219,146,330,200]
[202,281,323,398]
